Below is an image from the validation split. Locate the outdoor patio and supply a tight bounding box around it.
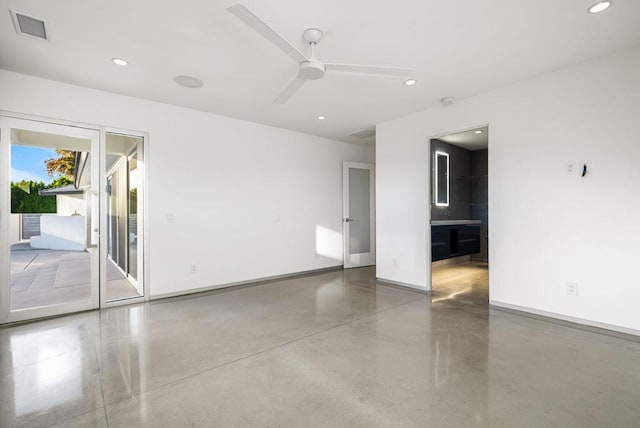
[10,241,140,311]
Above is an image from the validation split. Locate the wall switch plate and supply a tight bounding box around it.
[392,258,398,267]
[567,282,578,296]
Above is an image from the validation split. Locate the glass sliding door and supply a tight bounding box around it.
[0,117,100,322]
[104,133,144,302]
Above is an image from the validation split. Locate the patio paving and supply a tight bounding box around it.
[10,241,140,311]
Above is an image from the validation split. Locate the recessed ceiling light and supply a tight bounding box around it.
[317,115,326,120]
[404,79,417,86]
[112,58,128,66]
[475,130,483,134]
[173,75,204,88]
[587,1,612,13]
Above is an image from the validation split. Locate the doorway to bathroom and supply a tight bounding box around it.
[428,126,489,305]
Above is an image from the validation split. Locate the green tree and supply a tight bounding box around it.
[11,181,57,214]
[45,149,76,178]
[49,176,73,188]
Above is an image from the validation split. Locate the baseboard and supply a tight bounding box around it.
[151,265,344,301]
[490,300,640,340]
[376,277,428,294]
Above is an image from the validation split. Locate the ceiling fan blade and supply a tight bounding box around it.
[325,63,415,78]
[274,77,306,104]
[228,4,308,64]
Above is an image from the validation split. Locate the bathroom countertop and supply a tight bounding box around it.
[431,219,482,226]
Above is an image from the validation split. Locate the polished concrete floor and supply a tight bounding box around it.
[1,264,640,427]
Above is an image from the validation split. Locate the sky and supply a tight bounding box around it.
[11,145,60,184]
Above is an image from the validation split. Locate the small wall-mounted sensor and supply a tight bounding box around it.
[567,161,589,178]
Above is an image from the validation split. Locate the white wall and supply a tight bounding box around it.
[0,70,373,297]
[57,194,86,216]
[376,46,640,333]
[31,215,86,251]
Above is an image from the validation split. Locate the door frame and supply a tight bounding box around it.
[0,115,100,323]
[100,128,147,308]
[0,111,150,324]
[342,161,375,268]
[426,123,489,292]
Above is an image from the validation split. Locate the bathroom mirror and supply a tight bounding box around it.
[434,151,449,207]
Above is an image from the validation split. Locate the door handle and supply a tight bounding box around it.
[86,191,99,249]
[344,218,355,222]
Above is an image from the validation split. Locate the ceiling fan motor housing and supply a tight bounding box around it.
[298,59,326,80]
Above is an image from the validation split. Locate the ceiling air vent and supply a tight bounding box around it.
[10,10,50,41]
[349,127,376,139]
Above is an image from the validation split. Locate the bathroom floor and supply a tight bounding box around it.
[430,260,489,306]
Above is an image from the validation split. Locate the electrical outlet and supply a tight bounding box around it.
[167,213,175,224]
[567,162,575,174]
[567,282,578,296]
[190,264,197,274]
[392,258,398,267]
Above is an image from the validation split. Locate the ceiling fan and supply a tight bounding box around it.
[228,4,416,104]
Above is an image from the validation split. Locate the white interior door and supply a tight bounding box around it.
[343,162,375,268]
[0,116,100,323]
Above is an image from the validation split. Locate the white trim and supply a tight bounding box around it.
[424,138,432,292]
[0,110,102,131]
[376,277,428,293]
[343,161,375,269]
[0,118,10,323]
[101,129,149,307]
[0,116,100,323]
[426,123,490,293]
[490,300,640,338]
[428,123,491,142]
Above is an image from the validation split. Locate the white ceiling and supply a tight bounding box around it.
[439,127,488,151]
[1,0,639,144]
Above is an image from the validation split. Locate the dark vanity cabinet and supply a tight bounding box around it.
[431,224,481,261]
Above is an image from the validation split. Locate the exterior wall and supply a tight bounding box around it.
[30,215,86,251]
[56,194,86,216]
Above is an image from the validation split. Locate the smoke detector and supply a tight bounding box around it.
[440,96,456,106]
